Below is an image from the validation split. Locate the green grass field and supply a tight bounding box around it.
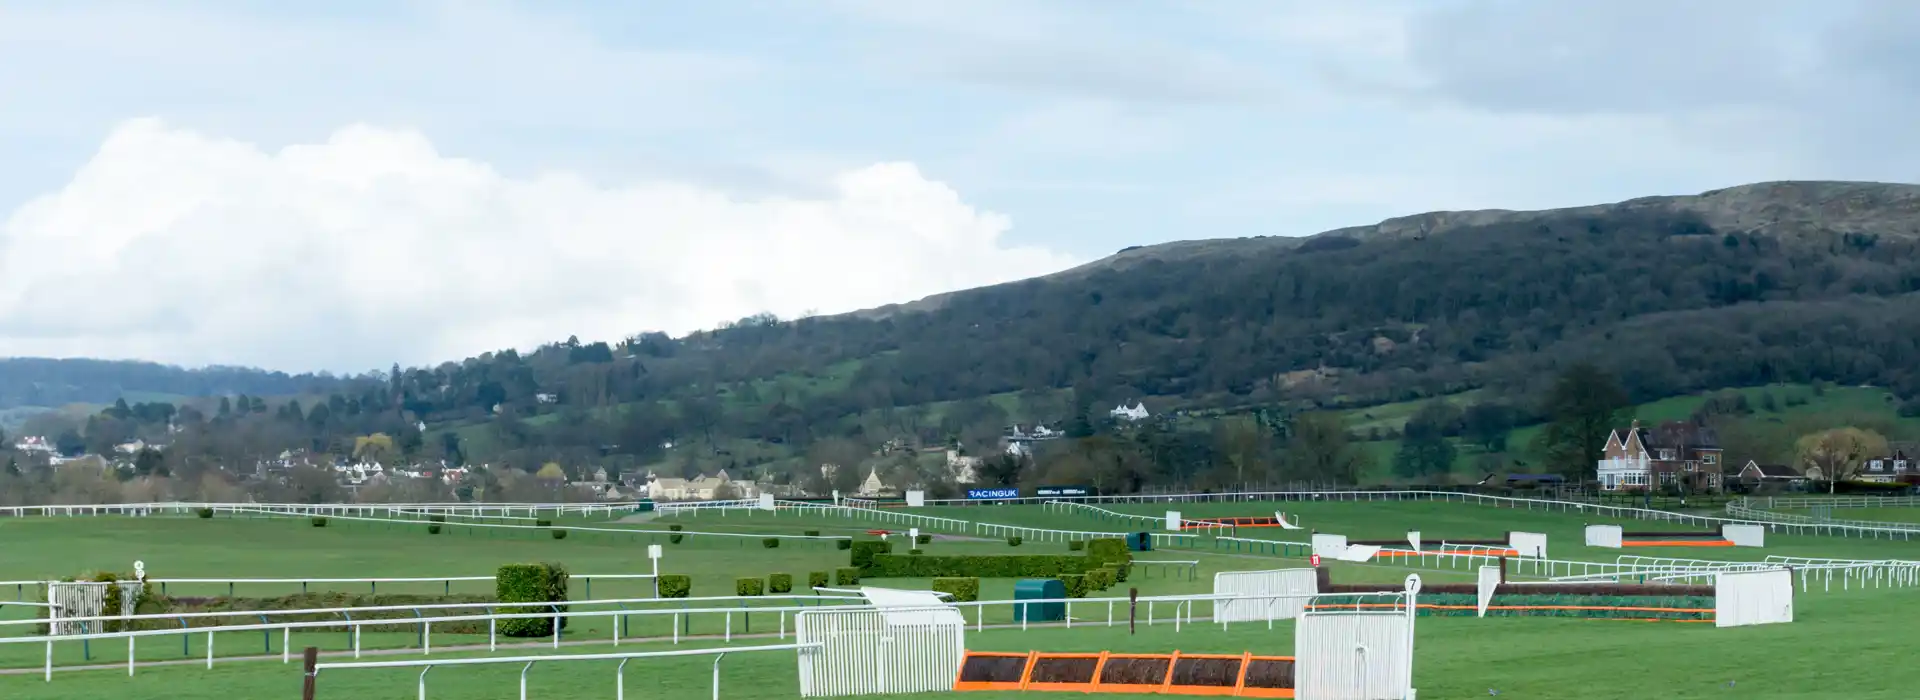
[7,499,1920,698]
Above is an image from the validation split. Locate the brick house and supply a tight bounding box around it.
[1858,443,1920,484]
[1596,420,1725,492]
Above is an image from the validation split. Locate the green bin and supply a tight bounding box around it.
[1125,532,1154,552]
[1012,579,1066,622]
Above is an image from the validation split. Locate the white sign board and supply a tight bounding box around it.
[906,490,926,507]
[1406,531,1421,552]
[1723,524,1765,548]
[1716,569,1793,627]
[759,493,776,511]
[647,544,663,560]
[1311,533,1349,558]
[1584,524,1623,549]
[909,528,920,541]
[1509,531,1548,558]
[1165,510,1183,532]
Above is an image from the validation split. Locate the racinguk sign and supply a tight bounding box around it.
[966,488,1021,500]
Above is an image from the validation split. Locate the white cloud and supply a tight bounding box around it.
[0,119,1079,372]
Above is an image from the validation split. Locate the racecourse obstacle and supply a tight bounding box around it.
[1294,575,1420,700]
[1213,569,1317,623]
[1714,569,1794,628]
[954,651,1297,697]
[795,600,966,697]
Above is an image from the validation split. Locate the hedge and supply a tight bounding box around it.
[1085,568,1114,591]
[851,541,893,570]
[1397,592,1715,620]
[866,554,1095,578]
[763,538,780,549]
[1007,536,1023,546]
[835,567,861,585]
[669,534,684,544]
[804,530,821,537]
[835,539,852,550]
[551,530,568,540]
[908,549,924,555]
[535,519,552,527]
[658,575,692,599]
[93,592,490,633]
[310,517,328,528]
[668,524,684,532]
[427,524,443,535]
[1085,539,1132,568]
[769,573,794,594]
[1103,562,1129,583]
[196,508,213,519]
[932,577,980,603]
[1068,540,1085,551]
[1058,574,1089,599]
[809,571,829,588]
[915,534,932,545]
[496,563,569,637]
[736,578,765,597]
[429,515,447,523]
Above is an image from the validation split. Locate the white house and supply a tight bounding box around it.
[1110,402,1150,422]
[945,450,981,484]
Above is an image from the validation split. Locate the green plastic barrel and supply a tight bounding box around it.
[1126,532,1153,552]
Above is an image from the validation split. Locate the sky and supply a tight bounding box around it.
[2,0,1918,373]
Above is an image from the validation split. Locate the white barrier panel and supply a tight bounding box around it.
[1166,511,1183,532]
[1716,569,1793,628]
[906,490,925,507]
[1407,531,1421,551]
[1311,534,1349,558]
[1723,524,1765,548]
[796,607,965,697]
[1584,525,1622,549]
[1296,575,1419,700]
[1509,531,1548,558]
[1213,568,1318,622]
[759,493,777,511]
[1476,566,1501,618]
[1337,545,1381,563]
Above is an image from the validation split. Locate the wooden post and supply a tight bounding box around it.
[301,646,318,700]
[1128,588,1138,635]
[1499,556,1509,584]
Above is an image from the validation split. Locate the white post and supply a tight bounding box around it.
[206,630,214,668]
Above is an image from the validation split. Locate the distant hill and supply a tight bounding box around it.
[14,180,1920,480]
[0,358,342,410]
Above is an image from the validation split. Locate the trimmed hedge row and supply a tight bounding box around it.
[769,573,794,594]
[1406,592,1715,620]
[736,578,765,597]
[122,592,493,633]
[496,562,569,637]
[809,571,829,588]
[835,567,861,585]
[866,554,1096,578]
[851,541,893,569]
[932,577,980,602]
[311,517,328,527]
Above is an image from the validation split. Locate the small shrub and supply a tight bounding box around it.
[909,548,924,555]
[1086,539,1132,568]
[310,517,328,528]
[535,519,552,527]
[736,578,765,597]
[763,538,780,549]
[804,530,821,537]
[915,533,932,545]
[931,577,980,603]
[429,515,447,523]
[1068,540,1085,551]
[551,529,568,540]
[1059,574,1088,599]
[851,541,893,569]
[835,539,852,550]
[1007,536,1023,547]
[835,567,861,585]
[769,573,794,594]
[427,524,443,535]
[668,524,684,532]
[657,575,692,599]
[1103,562,1129,583]
[195,508,213,519]
[1086,568,1114,591]
[669,534,684,544]
[496,562,570,637]
[808,571,829,588]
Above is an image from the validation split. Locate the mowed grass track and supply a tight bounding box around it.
[10,501,1920,698]
[9,586,1920,699]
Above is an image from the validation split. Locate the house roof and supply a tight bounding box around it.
[1639,420,1720,451]
[1751,463,1801,478]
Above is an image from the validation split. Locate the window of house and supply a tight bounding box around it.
[1704,454,1717,465]
[1659,449,1674,460]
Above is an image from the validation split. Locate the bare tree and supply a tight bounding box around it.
[1796,427,1889,493]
